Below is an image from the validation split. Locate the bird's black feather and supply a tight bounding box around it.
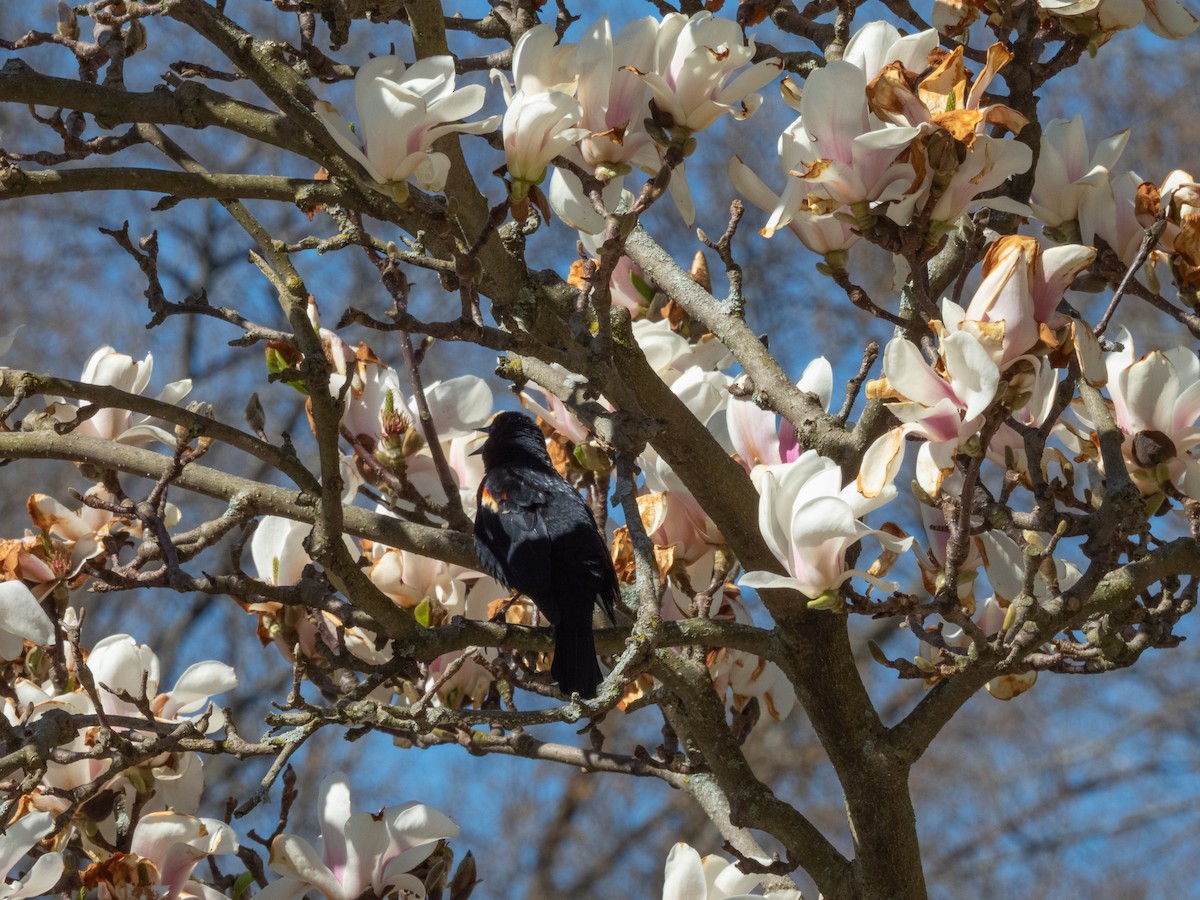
[473,412,618,697]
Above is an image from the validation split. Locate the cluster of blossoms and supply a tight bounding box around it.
[317,11,780,228]
[5,0,1200,892]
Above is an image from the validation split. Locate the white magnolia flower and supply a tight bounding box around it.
[741,449,911,604]
[56,346,191,446]
[632,12,781,133]
[1072,327,1200,499]
[662,842,801,900]
[316,55,499,192]
[258,771,459,900]
[86,634,237,731]
[0,811,64,900]
[758,60,924,237]
[961,235,1095,368]
[1039,0,1198,40]
[496,88,590,198]
[1030,115,1129,238]
[860,331,1001,496]
[95,812,238,900]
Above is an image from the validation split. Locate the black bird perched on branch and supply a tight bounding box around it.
[472,411,618,698]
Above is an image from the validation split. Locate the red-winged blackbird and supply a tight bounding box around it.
[473,411,618,698]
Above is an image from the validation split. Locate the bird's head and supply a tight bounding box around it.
[472,410,555,470]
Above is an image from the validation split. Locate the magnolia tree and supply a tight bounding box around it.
[0,0,1199,896]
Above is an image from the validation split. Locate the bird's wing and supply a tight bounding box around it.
[475,469,554,601]
[542,477,619,623]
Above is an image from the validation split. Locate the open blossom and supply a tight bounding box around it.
[631,12,780,134]
[51,345,191,446]
[86,633,237,731]
[492,26,588,199]
[1030,115,1129,240]
[258,771,459,900]
[963,235,1095,368]
[1071,327,1200,499]
[861,327,1001,497]
[756,59,924,238]
[315,55,499,192]
[841,20,939,80]
[740,449,911,605]
[662,842,801,900]
[1039,0,1198,40]
[93,812,238,900]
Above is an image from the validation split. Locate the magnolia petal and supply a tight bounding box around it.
[0,580,55,646]
[798,356,834,411]
[858,426,907,499]
[662,843,707,900]
[6,851,64,899]
[941,331,1000,420]
[1143,0,1200,37]
[728,155,782,216]
[268,834,344,899]
[883,338,957,409]
[162,660,238,719]
[739,570,808,594]
[0,811,57,874]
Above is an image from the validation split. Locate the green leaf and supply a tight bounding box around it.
[414,598,432,628]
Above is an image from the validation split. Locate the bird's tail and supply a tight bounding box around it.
[551,616,603,699]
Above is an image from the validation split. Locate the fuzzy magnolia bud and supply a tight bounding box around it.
[56,1,79,40]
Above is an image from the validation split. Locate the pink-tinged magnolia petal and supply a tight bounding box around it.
[800,61,869,164]
[662,843,707,900]
[314,101,386,183]
[1072,320,1108,387]
[318,771,353,876]
[1035,243,1095,323]
[341,811,388,899]
[941,331,1000,420]
[268,834,344,899]
[883,338,957,409]
[738,570,809,594]
[0,580,55,646]
[131,813,237,899]
[727,396,781,469]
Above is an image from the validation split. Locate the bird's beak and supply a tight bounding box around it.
[469,425,491,456]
